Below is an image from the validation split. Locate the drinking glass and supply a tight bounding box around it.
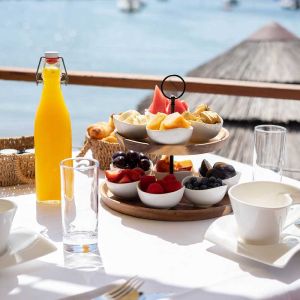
[60,158,99,253]
[253,125,286,182]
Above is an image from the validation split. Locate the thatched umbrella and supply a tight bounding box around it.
[186,22,300,123]
[137,22,300,179]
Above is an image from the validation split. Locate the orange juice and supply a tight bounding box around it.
[34,52,72,202]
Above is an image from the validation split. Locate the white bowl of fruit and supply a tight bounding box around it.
[137,174,184,209]
[182,176,227,208]
[110,150,153,175]
[113,110,148,140]
[154,156,194,182]
[199,159,241,190]
[182,105,223,143]
[105,168,144,199]
[146,112,193,145]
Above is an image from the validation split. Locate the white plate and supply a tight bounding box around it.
[204,215,300,268]
[0,227,57,269]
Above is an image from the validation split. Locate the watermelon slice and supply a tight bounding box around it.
[148,85,168,114]
[166,99,187,114]
[181,100,189,111]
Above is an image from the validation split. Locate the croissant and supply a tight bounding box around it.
[102,134,118,143]
[87,115,115,139]
[87,122,110,139]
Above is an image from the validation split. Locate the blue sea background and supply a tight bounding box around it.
[0,0,299,146]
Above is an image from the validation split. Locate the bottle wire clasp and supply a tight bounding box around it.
[35,56,69,85]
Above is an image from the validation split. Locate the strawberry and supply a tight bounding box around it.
[156,180,166,192]
[120,169,130,176]
[140,175,156,192]
[146,183,164,194]
[105,170,123,183]
[133,168,145,177]
[162,174,177,183]
[128,169,141,182]
[165,181,182,193]
[119,175,131,184]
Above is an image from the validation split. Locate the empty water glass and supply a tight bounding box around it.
[60,158,99,253]
[253,125,286,182]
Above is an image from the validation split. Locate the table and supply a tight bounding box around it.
[1,153,300,300]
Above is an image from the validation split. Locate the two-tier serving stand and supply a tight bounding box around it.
[100,75,231,221]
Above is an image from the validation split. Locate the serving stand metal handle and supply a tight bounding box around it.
[160,74,186,174]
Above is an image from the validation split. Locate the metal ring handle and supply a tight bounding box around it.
[160,74,186,100]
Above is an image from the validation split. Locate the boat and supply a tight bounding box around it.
[223,0,238,10]
[117,0,143,12]
[223,0,239,6]
[280,0,300,9]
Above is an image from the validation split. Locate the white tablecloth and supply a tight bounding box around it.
[1,153,300,300]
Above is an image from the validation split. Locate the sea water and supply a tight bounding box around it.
[0,0,299,146]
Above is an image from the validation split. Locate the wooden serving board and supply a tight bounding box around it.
[100,182,232,222]
[116,127,229,156]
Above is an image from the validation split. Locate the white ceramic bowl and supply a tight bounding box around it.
[106,179,139,199]
[146,127,193,145]
[222,171,241,190]
[137,185,185,209]
[190,117,223,143]
[110,160,153,175]
[153,167,193,182]
[113,115,147,140]
[182,176,227,207]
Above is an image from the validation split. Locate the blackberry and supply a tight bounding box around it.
[208,176,217,183]
[186,184,194,190]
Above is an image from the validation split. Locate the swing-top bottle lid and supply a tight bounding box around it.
[45,51,59,58]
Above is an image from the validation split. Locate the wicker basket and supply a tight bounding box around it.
[78,134,159,170]
[0,136,35,187]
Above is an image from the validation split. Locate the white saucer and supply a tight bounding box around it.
[0,227,57,269]
[205,215,300,268]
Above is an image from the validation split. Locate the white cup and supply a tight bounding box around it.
[0,199,17,255]
[228,181,300,245]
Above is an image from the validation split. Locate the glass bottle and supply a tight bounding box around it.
[34,51,72,203]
